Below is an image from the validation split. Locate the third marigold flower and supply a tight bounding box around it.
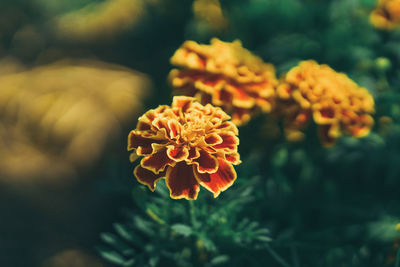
[277,60,375,146]
[370,0,400,30]
[128,96,240,200]
[168,38,278,126]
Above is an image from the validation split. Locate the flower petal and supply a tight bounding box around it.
[318,124,341,147]
[194,158,237,198]
[168,120,181,139]
[187,146,200,160]
[127,131,167,155]
[212,132,239,151]
[227,84,256,109]
[141,148,176,174]
[134,165,165,191]
[231,108,252,126]
[167,145,189,161]
[129,152,139,163]
[166,162,200,200]
[215,121,239,135]
[193,149,219,173]
[172,96,194,112]
[204,133,223,146]
[224,152,241,165]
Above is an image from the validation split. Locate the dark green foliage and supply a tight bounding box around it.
[97,172,272,267]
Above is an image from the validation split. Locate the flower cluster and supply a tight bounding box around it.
[128,96,240,200]
[370,0,400,30]
[169,38,277,126]
[277,60,375,146]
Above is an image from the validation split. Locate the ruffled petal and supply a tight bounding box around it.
[231,108,252,126]
[127,131,167,155]
[212,132,239,151]
[167,145,189,161]
[129,152,139,163]
[193,149,219,173]
[166,162,200,200]
[151,118,170,138]
[194,158,237,197]
[141,148,176,174]
[318,124,341,147]
[227,84,256,109]
[187,146,200,160]
[168,120,181,139]
[204,133,223,146]
[224,152,241,165]
[172,96,194,112]
[134,165,165,191]
[215,121,239,135]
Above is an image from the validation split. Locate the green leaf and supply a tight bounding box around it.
[171,224,193,237]
[210,255,230,265]
[257,235,273,242]
[100,232,119,246]
[149,256,160,267]
[114,223,134,242]
[122,259,135,267]
[99,250,127,265]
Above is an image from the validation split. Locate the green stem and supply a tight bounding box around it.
[189,200,197,228]
[395,243,400,267]
[265,244,292,267]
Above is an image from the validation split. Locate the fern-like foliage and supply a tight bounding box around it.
[97,173,271,267]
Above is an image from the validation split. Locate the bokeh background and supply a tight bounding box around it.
[1,0,400,266]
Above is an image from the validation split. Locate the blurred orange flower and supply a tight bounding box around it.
[192,0,228,31]
[277,60,375,146]
[169,38,277,126]
[0,59,151,185]
[370,0,400,30]
[54,0,146,42]
[128,96,240,200]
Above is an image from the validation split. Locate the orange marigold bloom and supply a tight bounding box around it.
[370,0,400,30]
[127,96,240,200]
[169,38,278,126]
[277,60,375,146]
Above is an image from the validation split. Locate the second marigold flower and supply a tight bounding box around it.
[168,38,277,126]
[128,96,240,200]
[277,60,375,146]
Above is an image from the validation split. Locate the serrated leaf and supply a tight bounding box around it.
[171,224,192,237]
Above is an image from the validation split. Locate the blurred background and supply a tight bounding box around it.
[1,0,400,266]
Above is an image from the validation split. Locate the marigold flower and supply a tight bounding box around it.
[370,0,400,30]
[277,60,375,146]
[169,38,278,126]
[128,96,241,200]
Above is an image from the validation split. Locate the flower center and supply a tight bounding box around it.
[180,116,207,143]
